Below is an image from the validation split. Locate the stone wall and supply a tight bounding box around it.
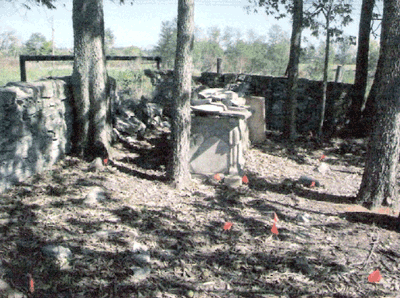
[195,72,353,136]
[0,78,74,193]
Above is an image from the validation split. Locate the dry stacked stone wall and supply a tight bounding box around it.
[0,78,74,192]
[141,71,354,136]
[196,72,353,136]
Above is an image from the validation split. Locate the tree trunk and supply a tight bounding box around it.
[170,0,194,189]
[357,0,400,213]
[71,0,111,160]
[318,24,331,138]
[346,0,375,135]
[283,0,303,140]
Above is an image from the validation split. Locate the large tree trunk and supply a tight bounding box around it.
[169,0,194,189]
[357,0,400,213]
[346,0,375,135]
[283,0,303,140]
[71,0,111,160]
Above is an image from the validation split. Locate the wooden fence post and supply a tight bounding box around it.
[20,55,27,82]
[217,58,222,75]
[335,65,343,83]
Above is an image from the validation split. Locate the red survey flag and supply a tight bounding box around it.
[223,222,233,230]
[214,173,221,181]
[368,269,382,283]
[242,175,249,184]
[28,274,34,294]
[271,222,279,235]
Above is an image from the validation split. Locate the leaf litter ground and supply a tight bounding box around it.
[0,129,400,298]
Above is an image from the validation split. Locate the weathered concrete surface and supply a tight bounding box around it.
[190,114,250,176]
[246,96,266,144]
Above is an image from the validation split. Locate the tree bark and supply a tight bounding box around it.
[318,20,331,138]
[170,0,194,189]
[71,0,111,160]
[357,0,400,213]
[346,0,375,135]
[283,0,303,140]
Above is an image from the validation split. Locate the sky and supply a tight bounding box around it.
[0,0,366,50]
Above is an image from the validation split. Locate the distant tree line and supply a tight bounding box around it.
[149,20,380,83]
[0,25,380,84]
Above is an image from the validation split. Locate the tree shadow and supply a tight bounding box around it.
[254,131,366,168]
[246,170,356,206]
[344,211,400,232]
[112,130,171,182]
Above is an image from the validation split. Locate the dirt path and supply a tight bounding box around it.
[0,131,399,298]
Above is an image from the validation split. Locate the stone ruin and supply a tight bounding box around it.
[139,69,353,184]
[116,70,264,185]
[0,69,352,192]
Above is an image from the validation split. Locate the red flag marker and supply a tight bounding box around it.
[271,222,279,235]
[223,222,233,230]
[214,173,221,181]
[319,154,326,161]
[273,212,279,222]
[368,269,382,283]
[242,175,249,184]
[103,158,108,165]
[310,181,316,188]
[27,273,34,294]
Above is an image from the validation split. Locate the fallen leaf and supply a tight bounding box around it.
[223,222,233,230]
[271,222,279,235]
[214,173,221,181]
[273,212,279,222]
[368,269,382,283]
[242,175,249,184]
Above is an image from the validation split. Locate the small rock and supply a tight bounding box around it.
[0,278,10,291]
[87,157,104,172]
[298,176,320,187]
[282,178,294,188]
[84,186,108,206]
[131,242,149,253]
[295,213,312,223]
[93,230,112,240]
[314,162,330,175]
[42,245,72,259]
[130,266,151,283]
[294,256,315,275]
[42,245,72,270]
[133,252,151,265]
[161,121,171,128]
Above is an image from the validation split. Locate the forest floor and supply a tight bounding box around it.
[1,129,400,298]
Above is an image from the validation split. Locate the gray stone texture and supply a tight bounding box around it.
[245,96,266,144]
[190,115,249,176]
[196,72,352,135]
[0,78,74,193]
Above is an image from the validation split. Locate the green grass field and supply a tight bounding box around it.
[0,58,156,99]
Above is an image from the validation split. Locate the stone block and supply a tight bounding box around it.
[190,135,230,175]
[245,96,266,144]
[190,114,249,176]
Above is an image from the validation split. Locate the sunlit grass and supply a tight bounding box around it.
[0,58,156,99]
